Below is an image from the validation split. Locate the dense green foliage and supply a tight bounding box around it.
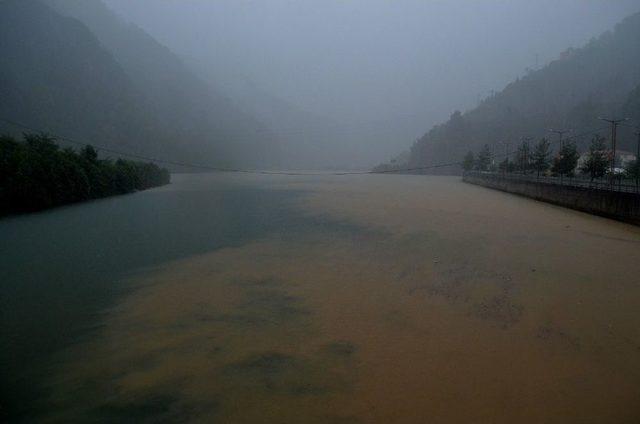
[462,151,475,171]
[515,140,532,174]
[498,157,517,173]
[475,145,492,171]
[463,133,640,184]
[0,134,169,215]
[532,138,552,177]
[552,142,580,177]
[625,159,640,183]
[579,135,609,180]
[390,12,640,174]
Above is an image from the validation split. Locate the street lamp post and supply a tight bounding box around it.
[548,129,571,184]
[598,117,630,185]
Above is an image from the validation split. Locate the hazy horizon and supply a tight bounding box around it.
[104,0,640,166]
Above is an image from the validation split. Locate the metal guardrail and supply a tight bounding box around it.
[464,171,640,194]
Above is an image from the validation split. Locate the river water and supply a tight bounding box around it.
[2,173,640,423]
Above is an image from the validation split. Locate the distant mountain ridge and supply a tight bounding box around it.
[0,0,281,168]
[189,60,392,170]
[0,0,146,151]
[388,11,640,173]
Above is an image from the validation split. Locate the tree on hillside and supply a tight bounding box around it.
[402,12,640,172]
[623,85,640,125]
[532,138,551,177]
[625,159,640,186]
[462,151,475,171]
[475,144,492,171]
[516,139,531,174]
[552,142,579,178]
[498,158,516,173]
[81,145,98,163]
[579,135,609,181]
[0,133,170,215]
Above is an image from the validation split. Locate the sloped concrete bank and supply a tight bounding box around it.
[463,173,640,226]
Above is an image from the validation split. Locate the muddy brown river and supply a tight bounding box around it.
[2,174,640,423]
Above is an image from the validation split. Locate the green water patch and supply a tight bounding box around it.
[220,349,351,396]
[320,341,357,359]
[0,177,367,421]
[93,392,211,424]
[195,278,356,400]
[40,273,360,423]
[209,278,311,328]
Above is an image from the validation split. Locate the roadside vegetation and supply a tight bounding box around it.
[0,133,170,216]
[396,12,640,174]
[462,135,638,186]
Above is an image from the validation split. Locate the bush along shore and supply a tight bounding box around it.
[0,133,170,216]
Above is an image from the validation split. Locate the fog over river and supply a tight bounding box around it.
[2,174,640,422]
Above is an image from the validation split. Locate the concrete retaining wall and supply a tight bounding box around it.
[463,173,640,226]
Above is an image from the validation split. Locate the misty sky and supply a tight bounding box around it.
[104,0,640,163]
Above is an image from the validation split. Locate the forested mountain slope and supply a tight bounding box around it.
[194,73,366,170]
[0,0,149,153]
[0,0,280,168]
[395,11,640,173]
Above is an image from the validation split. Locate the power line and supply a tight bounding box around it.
[0,117,462,175]
[619,122,640,131]
[0,117,616,177]
[548,128,571,150]
[599,117,630,177]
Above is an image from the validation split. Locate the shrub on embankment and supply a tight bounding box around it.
[0,133,170,215]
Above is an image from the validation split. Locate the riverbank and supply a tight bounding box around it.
[463,171,640,226]
[0,134,170,216]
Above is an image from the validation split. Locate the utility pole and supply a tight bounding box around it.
[635,129,640,190]
[598,117,629,182]
[501,141,511,175]
[548,129,570,184]
[521,136,532,174]
[548,128,571,151]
